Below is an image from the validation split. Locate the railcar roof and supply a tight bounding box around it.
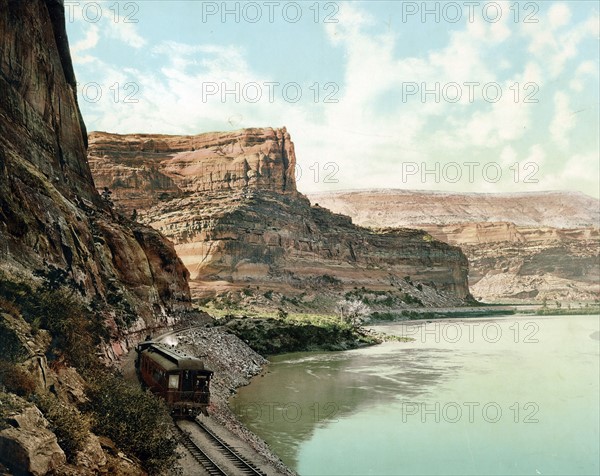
[142,343,212,372]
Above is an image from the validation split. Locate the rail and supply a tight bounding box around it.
[174,421,227,476]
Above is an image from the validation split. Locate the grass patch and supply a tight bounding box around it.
[536,306,600,316]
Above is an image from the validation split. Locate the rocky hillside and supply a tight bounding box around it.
[0,0,193,356]
[88,131,472,308]
[0,2,205,474]
[307,190,600,302]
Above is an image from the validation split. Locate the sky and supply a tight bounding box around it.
[65,1,600,197]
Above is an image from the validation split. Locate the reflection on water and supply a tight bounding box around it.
[231,315,600,475]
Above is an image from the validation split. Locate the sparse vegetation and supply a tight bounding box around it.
[34,392,90,462]
[335,298,371,327]
[0,361,36,397]
[263,290,274,300]
[84,370,178,474]
[0,392,31,431]
[536,306,600,316]
[226,317,379,354]
[0,272,108,369]
[401,293,424,306]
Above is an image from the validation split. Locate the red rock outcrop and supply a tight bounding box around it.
[0,0,192,351]
[88,131,472,306]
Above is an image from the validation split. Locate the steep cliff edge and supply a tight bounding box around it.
[0,0,192,355]
[307,190,600,302]
[88,131,472,307]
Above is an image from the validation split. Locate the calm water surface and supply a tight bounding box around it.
[231,315,599,475]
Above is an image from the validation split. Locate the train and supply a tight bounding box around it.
[135,340,213,416]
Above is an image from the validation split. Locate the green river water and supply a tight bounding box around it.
[231,315,599,475]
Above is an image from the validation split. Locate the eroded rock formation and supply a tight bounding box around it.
[307,190,600,302]
[88,131,472,305]
[0,0,192,353]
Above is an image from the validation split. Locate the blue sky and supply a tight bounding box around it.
[65,1,599,197]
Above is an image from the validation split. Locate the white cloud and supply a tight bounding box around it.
[523,7,599,78]
[548,3,572,29]
[71,26,99,64]
[570,60,599,92]
[550,92,575,149]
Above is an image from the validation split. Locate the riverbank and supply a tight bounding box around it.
[173,326,295,476]
[223,317,380,354]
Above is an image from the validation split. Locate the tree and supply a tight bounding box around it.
[335,298,371,327]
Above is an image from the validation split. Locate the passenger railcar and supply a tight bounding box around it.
[135,341,213,416]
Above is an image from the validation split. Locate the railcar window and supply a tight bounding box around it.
[168,374,179,390]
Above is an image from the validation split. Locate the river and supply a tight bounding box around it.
[231,315,599,475]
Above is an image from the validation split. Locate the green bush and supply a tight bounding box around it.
[402,293,423,306]
[34,392,90,462]
[263,290,274,300]
[84,371,177,474]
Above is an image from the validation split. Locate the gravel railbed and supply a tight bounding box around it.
[175,326,296,476]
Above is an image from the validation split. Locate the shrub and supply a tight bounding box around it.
[402,293,423,306]
[34,392,90,462]
[0,318,27,363]
[25,289,106,369]
[0,273,107,369]
[277,308,288,319]
[0,361,36,397]
[84,371,177,474]
[335,298,371,327]
[263,290,274,300]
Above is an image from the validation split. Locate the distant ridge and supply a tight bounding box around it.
[306,189,600,229]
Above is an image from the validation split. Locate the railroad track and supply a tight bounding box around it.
[192,419,267,476]
[175,419,267,476]
[174,422,227,476]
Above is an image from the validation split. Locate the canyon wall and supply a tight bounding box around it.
[0,0,192,353]
[88,131,472,306]
[307,190,600,302]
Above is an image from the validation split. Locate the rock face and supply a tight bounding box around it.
[88,131,472,305]
[307,189,600,229]
[306,190,600,302]
[0,0,192,351]
[0,400,66,476]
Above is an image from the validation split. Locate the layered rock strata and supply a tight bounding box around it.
[307,190,600,302]
[0,0,192,353]
[88,131,472,304]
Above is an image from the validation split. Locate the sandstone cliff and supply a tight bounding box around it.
[0,0,192,354]
[0,2,199,473]
[307,190,600,302]
[88,131,472,307]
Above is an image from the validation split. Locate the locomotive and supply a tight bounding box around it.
[135,340,213,416]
